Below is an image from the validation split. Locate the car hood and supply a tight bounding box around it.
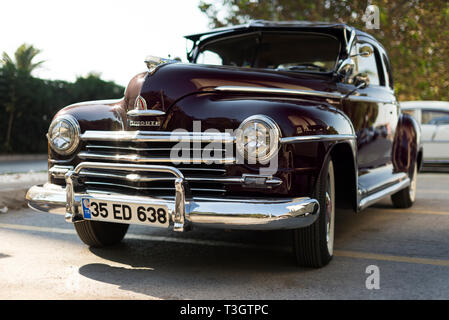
[138,62,337,113]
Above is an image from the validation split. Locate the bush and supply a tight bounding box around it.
[0,71,124,154]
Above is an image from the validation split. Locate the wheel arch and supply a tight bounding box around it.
[321,141,358,212]
[393,113,421,177]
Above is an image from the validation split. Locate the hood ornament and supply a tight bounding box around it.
[144,55,180,74]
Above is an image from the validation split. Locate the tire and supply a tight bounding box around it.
[292,158,335,268]
[391,161,418,209]
[74,220,129,247]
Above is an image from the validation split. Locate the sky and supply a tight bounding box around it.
[1,0,211,86]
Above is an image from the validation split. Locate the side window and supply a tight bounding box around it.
[197,50,223,65]
[354,43,380,86]
[422,110,449,125]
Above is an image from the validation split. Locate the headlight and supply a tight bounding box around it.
[48,114,80,155]
[236,115,280,163]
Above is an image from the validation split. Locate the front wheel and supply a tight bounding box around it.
[391,161,418,208]
[292,158,335,268]
[74,220,129,247]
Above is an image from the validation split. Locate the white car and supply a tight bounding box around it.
[401,101,449,169]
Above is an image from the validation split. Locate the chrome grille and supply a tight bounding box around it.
[77,130,235,197]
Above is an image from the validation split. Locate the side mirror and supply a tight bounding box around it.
[351,45,374,58]
[144,55,179,73]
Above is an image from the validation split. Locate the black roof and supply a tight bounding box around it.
[184,20,371,42]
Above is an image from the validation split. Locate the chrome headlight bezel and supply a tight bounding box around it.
[47,114,80,155]
[236,115,281,163]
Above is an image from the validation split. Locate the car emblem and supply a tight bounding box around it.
[129,120,161,127]
[134,95,147,110]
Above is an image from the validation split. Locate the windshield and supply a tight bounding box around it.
[195,32,341,73]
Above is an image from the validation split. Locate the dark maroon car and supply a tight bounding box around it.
[27,21,422,268]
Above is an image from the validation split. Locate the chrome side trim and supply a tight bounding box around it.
[81,130,235,143]
[214,86,344,100]
[77,152,236,164]
[280,134,356,144]
[358,178,410,210]
[127,109,165,116]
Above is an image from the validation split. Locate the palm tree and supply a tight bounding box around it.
[1,44,44,151]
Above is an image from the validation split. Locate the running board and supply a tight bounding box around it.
[358,178,410,211]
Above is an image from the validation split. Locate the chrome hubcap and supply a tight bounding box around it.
[325,162,335,255]
[409,163,418,202]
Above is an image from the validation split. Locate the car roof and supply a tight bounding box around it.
[184,20,372,42]
[400,101,449,111]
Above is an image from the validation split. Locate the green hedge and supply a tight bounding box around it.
[0,71,124,154]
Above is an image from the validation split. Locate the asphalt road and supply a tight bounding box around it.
[0,173,448,299]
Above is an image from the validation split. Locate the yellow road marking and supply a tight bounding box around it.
[1,222,449,267]
[334,250,449,267]
[417,190,449,194]
[372,209,449,216]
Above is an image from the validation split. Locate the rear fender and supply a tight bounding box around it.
[392,113,421,176]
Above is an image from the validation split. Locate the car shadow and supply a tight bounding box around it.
[78,205,401,298]
[78,229,322,298]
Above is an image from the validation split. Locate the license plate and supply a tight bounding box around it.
[81,197,170,228]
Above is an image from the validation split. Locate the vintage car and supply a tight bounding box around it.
[26,21,422,268]
[401,101,449,170]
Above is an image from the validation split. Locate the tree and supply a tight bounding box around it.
[1,44,45,151]
[198,0,449,101]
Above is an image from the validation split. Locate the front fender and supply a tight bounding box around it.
[50,99,126,161]
[169,93,356,198]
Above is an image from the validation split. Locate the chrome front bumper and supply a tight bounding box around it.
[26,162,319,231]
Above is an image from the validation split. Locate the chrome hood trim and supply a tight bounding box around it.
[215,86,344,100]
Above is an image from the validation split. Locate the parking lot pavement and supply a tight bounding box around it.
[0,173,448,299]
